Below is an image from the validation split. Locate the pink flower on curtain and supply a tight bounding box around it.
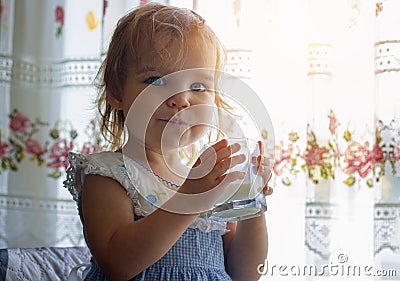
[376,2,383,17]
[55,6,64,39]
[25,138,45,157]
[303,144,329,167]
[343,141,384,178]
[103,0,108,17]
[80,142,102,155]
[55,6,64,25]
[273,142,294,176]
[0,1,5,19]
[0,141,9,160]
[371,142,385,164]
[328,110,339,135]
[9,111,31,134]
[47,139,73,169]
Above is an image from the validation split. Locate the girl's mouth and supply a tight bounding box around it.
[159,118,191,127]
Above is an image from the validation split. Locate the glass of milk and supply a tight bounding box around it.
[206,138,268,222]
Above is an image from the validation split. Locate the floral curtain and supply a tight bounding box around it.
[0,0,104,247]
[0,0,399,278]
[198,0,400,278]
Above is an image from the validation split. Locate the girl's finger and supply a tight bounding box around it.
[251,155,269,166]
[253,165,272,185]
[262,185,273,196]
[261,166,272,182]
[258,140,264,156]
[202,141,241,164]
[215,170,246,187]
[212,138,229,151]
[211,153,246,179]
[215,143,241,163]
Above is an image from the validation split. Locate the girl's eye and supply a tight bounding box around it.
[190,82,206,92]
[145,76,166,86]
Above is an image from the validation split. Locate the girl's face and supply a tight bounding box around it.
[120,40,217,152]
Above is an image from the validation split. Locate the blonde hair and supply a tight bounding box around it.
[96,3,232,150]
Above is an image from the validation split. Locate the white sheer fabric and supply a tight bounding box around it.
[0,0,103,247]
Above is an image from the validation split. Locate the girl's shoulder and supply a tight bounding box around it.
[63,151,163,217]
[63,151,133,201]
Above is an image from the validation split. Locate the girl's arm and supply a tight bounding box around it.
[82,139,245,280]
[223,215,268,281]
[224,141,272,281]
[82,174,198,280]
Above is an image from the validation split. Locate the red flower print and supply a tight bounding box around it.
[328,110,338,135]
[0,2,4,19]
[9,111,30,134]
[343,141,383,178]
[103,0,108,17]
[273,142,294,176]
[25,138,44,157]
[80,142,102,155]
[55,6,64,25]
[0,141,9,160]
[370,142,385,164]
[55,6,64,39]
[47,139,73,169]
[303,144,329,167]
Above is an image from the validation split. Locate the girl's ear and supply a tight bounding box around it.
[106,92,123,109]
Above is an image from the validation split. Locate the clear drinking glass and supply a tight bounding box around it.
[205,138,268,222]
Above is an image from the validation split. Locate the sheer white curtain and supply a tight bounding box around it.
[0,0,103,247]
[196,0,399,280]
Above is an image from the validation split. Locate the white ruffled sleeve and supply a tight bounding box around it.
[63,151,148,216]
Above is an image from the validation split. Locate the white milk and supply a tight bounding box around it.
[216,182,262,204]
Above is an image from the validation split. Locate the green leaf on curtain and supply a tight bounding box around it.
[48,170,62,179]
[288,131,299,142]
[261,129,268,140]
[321,167,328,179]
[50,129,59,139]
[1,159,9,170]
[70,130,78,139]
[15,150,25,162]
[329,168,335,179]
[344,176,356,186]
[328,140,335,151]
[282,177,291,186]
[343,130,352,142]
[55,27,62,39]
[366,178,374,188]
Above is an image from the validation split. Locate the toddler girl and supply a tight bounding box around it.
[64,3,273,280]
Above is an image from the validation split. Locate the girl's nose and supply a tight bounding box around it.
[166,92,190,109]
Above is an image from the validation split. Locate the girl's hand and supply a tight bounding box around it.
[253,140,273,196]
[178,139,246,196]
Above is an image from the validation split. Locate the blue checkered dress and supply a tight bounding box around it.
[84,216,231,281]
